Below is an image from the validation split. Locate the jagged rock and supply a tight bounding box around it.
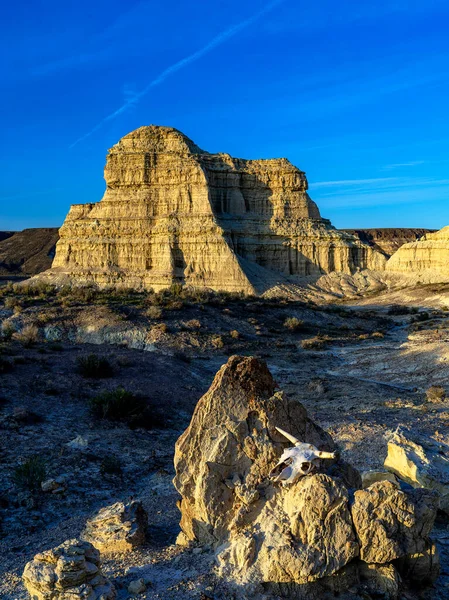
[387,225,449,281]
[384,426,449,514]
[82,500,148,554]
[22,538,115,600]
[351,480,438,564]
[218,473,359,584]
[173,355,336,546]
[174,355,441,596]
[38,125,385,294]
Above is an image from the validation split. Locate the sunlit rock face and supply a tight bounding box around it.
[48,125,385,293]
[387,226,449,281]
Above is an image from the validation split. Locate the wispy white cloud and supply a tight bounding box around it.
[70,0,287,148]
[312,177,397,188]
[382,160,426,170]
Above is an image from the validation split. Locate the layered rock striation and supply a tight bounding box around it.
[43,126,385,293]
[387,226,449,280]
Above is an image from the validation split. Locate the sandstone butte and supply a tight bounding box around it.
[40,125,387,294]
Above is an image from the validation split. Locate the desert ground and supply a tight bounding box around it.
[1,281,449,598]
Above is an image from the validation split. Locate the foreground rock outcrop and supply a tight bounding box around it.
[384,426,449,514]
[22,538,116,599]
[387,226,449,281]
[174,356,439,598]
[39,126,385,293]
[82,500,148,554]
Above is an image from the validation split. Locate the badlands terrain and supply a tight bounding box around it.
[1,125,449,599]
[0,280,449,598]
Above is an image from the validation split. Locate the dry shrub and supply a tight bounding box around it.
[371,331,385,339]
[184,319,201,330]
[13,325,39,347]
[152,322,168,334]
[301,335,330,350]
[284,317,304,331]
[426,386,446,403]
[230,330,240,339]
[211,335,224,349]
[145,306,163,319]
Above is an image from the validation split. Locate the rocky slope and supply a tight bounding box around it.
[0,228,59,277]
[387,226,449,281]
[343,228,434,258]
[39,126,385,293]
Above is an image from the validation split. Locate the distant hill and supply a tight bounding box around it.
[0,228,59,277]
[342,228,435,258]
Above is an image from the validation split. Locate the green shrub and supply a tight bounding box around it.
[89,387,168,429]
[284,317,304,331]
[387,305,411,316]
[77,354,114,378]
[13,456,46,491]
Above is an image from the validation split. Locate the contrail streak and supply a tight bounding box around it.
[70,0,287,148]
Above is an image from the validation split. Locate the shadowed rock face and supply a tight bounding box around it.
[41,125,385,293]
[0,228,59,277]
[343,228,435,258]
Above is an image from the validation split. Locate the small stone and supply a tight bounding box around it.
[361,470,399,489]
[128,578,146,595]
[41,479,60,493]
[83,500,148,554]
[66,435,89,450]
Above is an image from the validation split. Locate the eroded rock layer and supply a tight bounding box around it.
[46,126,385,293]
[387,226,449,280]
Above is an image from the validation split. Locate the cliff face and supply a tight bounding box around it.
[343,228,434,258]
[0,228,59,277]
[47,126,385,293]
[387,226,449,279]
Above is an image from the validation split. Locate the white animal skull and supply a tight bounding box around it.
[269,427,336,485]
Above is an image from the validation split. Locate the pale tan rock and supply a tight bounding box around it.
[22,538,115,600]
[387,225,449,281]
[174,355,440,595]
[39,126,385,294]
[82,501,147,554]
[173,355,336,546]
[384,427,449,514]
[351,481,438,564]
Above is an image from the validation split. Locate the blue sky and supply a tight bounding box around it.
[1,0,448,230]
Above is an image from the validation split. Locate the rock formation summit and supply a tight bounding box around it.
[43,125,385,293]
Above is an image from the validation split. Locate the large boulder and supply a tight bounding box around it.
[22,538,115,600]
[351,480,438,564]
[384,426,449,514]
[218,473,359,584]
[82,500,148,554]
[173,356,440,596]
[173,355,336,547]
